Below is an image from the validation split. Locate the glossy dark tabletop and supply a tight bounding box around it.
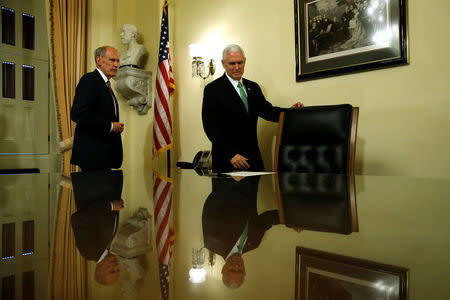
[1,169,449,299]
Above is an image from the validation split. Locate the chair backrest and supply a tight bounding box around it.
[274,104,358,174]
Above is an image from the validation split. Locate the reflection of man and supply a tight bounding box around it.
[202,176,279,288]
[71,170,124,285]
[71,46,124,171]
[202,44,303,172]
[119,24,147,67]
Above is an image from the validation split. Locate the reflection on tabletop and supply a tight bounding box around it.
[201,172,358,289]
[70,170,152,297]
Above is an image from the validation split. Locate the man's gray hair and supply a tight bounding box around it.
[94,46,116,63]
[222,44,245,61]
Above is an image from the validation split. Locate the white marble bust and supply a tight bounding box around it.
[119,24,147,67]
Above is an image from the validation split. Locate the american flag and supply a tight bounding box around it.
[153,0,175,159]
[153,171,175,300]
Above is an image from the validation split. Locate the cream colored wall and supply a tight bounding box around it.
[172,0,450,178]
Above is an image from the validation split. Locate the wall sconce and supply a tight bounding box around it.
[189,44,216,79]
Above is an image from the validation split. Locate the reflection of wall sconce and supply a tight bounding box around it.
[189,268,206,284]
[189,44,216,79]
[189,247,206,283]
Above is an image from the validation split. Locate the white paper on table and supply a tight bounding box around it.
[222,171,276,177]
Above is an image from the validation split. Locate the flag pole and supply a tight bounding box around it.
[167,149,171,177]
[152,0,175,178]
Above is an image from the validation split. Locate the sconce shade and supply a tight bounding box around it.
[189,44,204,58]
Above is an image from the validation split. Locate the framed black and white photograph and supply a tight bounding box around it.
[294,0,408,80]
[295,247,409,300]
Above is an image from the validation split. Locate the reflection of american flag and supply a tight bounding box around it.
[153,0,175,159]
[153,171,175,300]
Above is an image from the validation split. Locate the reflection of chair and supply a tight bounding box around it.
[274,104,359,174]
[275,173,358,234]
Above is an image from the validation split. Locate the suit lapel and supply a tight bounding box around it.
[220,74,249,118]
[242,79,256,116]
[108,84,119,120]
[112,91,119,120]
[94,69,119,121]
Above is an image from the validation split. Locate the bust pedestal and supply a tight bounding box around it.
[114,66,152,115]
[111,208,152,258]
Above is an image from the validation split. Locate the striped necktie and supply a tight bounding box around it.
[237,81,249,113]
[107,80,118,117]
[237,222,248,252]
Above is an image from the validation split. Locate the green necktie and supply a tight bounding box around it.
[237,81,249,113]
[237,222,249,252]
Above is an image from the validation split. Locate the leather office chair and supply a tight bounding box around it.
[274,104,359,174]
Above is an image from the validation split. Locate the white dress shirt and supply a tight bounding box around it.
[225,73,248,98]
[96,68,117,132]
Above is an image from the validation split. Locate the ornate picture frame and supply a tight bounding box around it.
[294,0,408,80]
[295,247,409,300]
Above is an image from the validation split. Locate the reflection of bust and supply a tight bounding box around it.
[111,208,152,258]
[120,24,147,67]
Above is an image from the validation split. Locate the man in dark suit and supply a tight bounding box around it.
[202,176,279,288]
[71,170,124,285]
[202,44,303,172]
[71,46,124,171]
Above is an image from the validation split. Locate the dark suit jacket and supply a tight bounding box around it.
[202,176,279,259]
[70,170,123,261]
[202,73,284,172]
[71,69,122,170]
